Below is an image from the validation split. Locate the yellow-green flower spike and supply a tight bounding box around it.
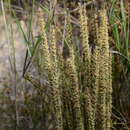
[106,51,113,130]
[49,25,63,130]
[90,46,100,125]
[65,56,84,130]
[96,8,111,130]
[85,88,95,130]
[38,9,63,130]
[38,8,51,72]
[79,3,91,70]
[65,13,84,130]
[79,3,93,129]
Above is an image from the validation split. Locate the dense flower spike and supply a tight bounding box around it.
[38,8,51,72]
[24,73,40,89]
[57,45,74,130]
[65,55,84,130]
[106,52,112,130]
[38,9,63,130]
[97,46,108,130]
[65,13,84,130]
[50,26,57,63]
[90,46,100,123]
[96,8,111,130]
[79,3,91,76]
[79,3,94,130]
[37,3,112,130]
[85,88,95,130]
[49,26,63,130]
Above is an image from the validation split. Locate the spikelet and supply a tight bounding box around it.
[65,55,84,130]
[90,46,100,119]
[38,8,51,72]
[57,44,64,96]
[97,9,109,48]
[91,12,99,46]
[79,3,91,76]
[24,73,40,89]
[49,25,63,130]
[85,88,95,130]
[79,3,94,130]
[38,8,53,115]
[106,51,112,130]
[38,9,63,130]
[63,63,74,130]
[96,8,110,130]
[50,26,57,63]
[57,44,74,130]
[65,13,84,130]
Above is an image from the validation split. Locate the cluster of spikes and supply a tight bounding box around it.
[25,2,112,130]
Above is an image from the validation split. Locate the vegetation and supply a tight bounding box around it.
[0,0,129,130]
